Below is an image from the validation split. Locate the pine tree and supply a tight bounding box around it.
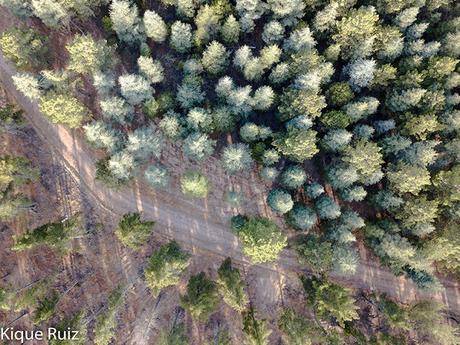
[109,0,143,44]
[235,216,287,263]
[216,258,249,312]
[83,122,123,153]
[100,96,132,124]
[31,0,69,28]
[201,41,229,75]
[242,306,272,345]
[221,143,253,174]
[170,21,193,53]
[286,203,317,231]
[144,241,190,297]
[180,171,209,198]
[181,272,219,321]
[221,15,240,44]
[12,72,42,100]
[143,10,168,43]
[302,277,359,327]
[66,34,111,75]
[94,287,124,345]
[39,92,89,128]
[115,213,155,250]
[119,74,153,105]
[267,188,293,214]
[386,162,431,195]
[138,56,164,84]
[315,195,341,220]
[126,125,163,160]
[183,132,216,161]
[145,164,170,188]
[278,308,316,345]
[280,165,307,190]
[273,129,319,163]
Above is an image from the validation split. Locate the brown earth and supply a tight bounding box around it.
[0,12,459,345]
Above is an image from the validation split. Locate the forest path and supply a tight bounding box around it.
[1,54,459,317]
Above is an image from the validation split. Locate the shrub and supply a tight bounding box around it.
[180,171,209,198]
[267,188,293,214]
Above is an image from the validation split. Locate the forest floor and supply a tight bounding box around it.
[0,13,460,345]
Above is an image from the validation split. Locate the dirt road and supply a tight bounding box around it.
[0,54,459,317]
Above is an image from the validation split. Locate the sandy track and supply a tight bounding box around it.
[0,54,459,316]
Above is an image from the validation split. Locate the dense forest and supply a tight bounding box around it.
[0,0,459,343]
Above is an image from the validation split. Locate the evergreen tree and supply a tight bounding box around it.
[39,92,89,128]
[315,195,341,220]
[12,72,42,100]
[216,258,249,312]
[94,287,124,345]
[302,277,359,327]
[109,0,143,44]
[144,241,190,297]
[66,34,111,75]
[242,306,272,345]
[234,216,287,263]
[138,56,164,84]
[286,203,317,231]
[119,74,153,105]
[273,129,319,163]
[145,164,170,188]
[221,143,253,174]
[115,213,155,250]
[202,41,229,75]
[126,125,163,160]
[180,171,209,198]
[144,10,168,43]
[278,308,316,345]
[280,165,307,190]
[221,14,240,44]
[267,188,293,214]
[181,272,219,321]
[170,21,193,53]
[183,132,216,161]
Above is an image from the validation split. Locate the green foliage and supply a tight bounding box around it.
[138,56,164,84]
[216,258,249,312]
[94,287,124,345]
[170,21,193,52]
[158,323,189,345]
[267,188,293,214]
[39,92,90,128]
[302,277,359,327]
[119,74,153,105]
[278,308,314,345]
[286,203,317,231]
[327,82,354,107]
[115,213,155,250]
[0,155,38,192]
[144,241,190,297]
[66,34,111,74]
[145,164,170,188]
[0,27,47,69]
[180,171,209,198]
[273,129,319,163]
[235,216,287,263]
[33,290,59,324]
[202,41,229,75]
[13,216,82,254]
[386,162,431,195]
[315,195,341,220]
[49,311,88,345]
[183,132,216,161]
[343,140,383,185]
[280,165,307,190]
[296,235,333,274]
[242,306,272,345]
[144,10,168,43]
[221,143,254,174]
[109,0,143,44]
[181,272,219,321]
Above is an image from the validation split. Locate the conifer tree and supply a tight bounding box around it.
[216,258,249,312]
[115,213,155,250]
[181,272,219,321]
[144,241,190,297]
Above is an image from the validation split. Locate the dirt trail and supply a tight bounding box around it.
[0,54,459,317]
